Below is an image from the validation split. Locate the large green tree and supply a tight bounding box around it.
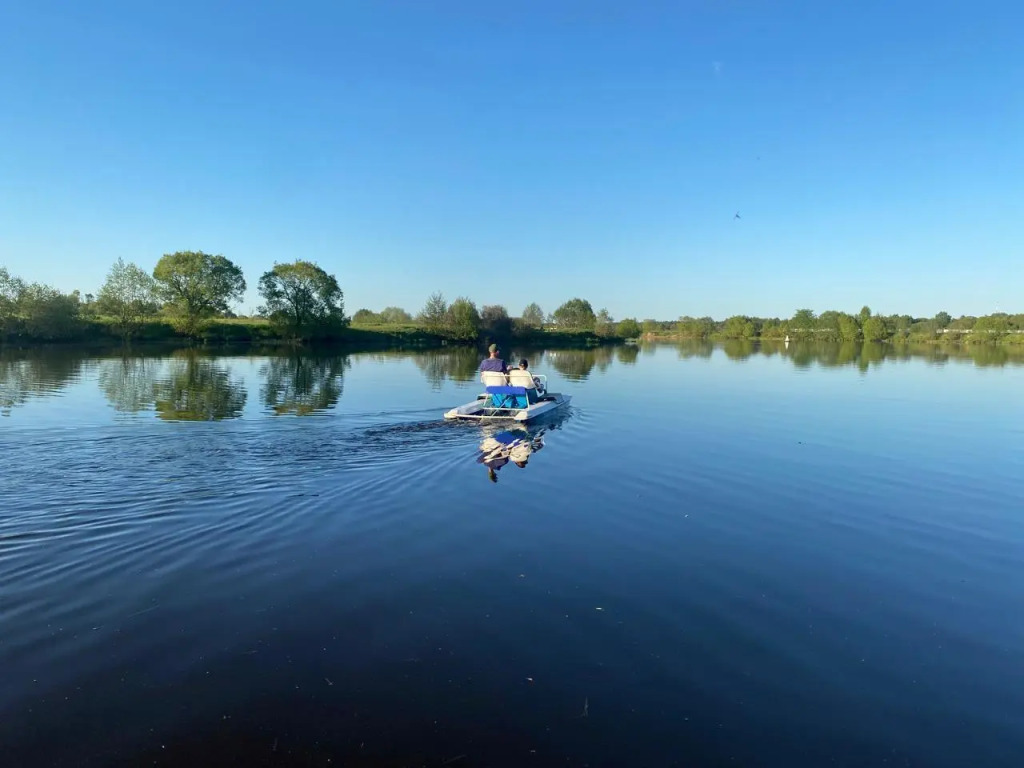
[552,298,596,330]
[257,260,346,339]
[481,304,512,338]
[445,297,481,341]
[617,318,641,339]
[837,313,861,341]
[97,258,159,340]
[418,292,448,332]
[379,306,412,324]
[862,316,887,342]
[153,251,246,336]
[790,308,817,337]
[521,302,544,329]
[595,308,615,337]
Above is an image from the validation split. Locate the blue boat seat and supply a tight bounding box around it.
[485,385,529,409]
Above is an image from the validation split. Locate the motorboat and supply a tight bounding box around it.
[444,369,571,422]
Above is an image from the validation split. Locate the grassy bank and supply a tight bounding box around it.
[0,316,621,350]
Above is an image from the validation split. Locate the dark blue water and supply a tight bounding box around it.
[2,343,1023,767]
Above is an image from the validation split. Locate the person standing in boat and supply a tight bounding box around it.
[479,343,509,375]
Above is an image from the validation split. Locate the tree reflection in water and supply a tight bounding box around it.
[152,351,247,421]
[0,350,85,416]
[260,353,350,416]
[413,347,484,390]
[97,356,157,414]
[668,340,1024,370]
[546,347,612,381]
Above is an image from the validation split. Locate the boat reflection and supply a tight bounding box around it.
[477,428,545,482]
[473,407,572,483]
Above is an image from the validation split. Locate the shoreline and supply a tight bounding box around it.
[0,318,625,353]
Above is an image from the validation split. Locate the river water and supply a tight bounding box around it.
[2,342,1022,767]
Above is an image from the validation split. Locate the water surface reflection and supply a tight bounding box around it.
[0,350,84,416]
[2,342,1023,421]
[152,351,247,421]
[260,353,350,416]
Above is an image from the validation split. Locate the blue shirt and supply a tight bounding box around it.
[479,357,507,373]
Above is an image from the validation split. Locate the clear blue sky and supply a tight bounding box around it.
[1,0,1021,320]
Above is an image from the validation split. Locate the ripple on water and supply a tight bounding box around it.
[3,348,1024,767]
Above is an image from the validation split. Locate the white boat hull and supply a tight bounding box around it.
[444,393,571,422]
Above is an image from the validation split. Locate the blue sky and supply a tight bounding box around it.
[1,0,1021,320]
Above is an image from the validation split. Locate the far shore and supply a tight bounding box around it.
[0,316,624,352]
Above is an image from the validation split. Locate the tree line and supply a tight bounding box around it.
[2,254,638,346]
[1,252,345,343]
[643,307,1024,345]
[4,255,1018,347]
[353,294,643,342]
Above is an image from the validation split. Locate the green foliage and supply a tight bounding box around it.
[862,316,887,342]
[617,318,641,339]
[676,316,715,338]
[351,308,380,325]
[760,320,787,339]
[909,320,938,340]
[0,267,26,337]
[718,315,756,339]
[257,260,346,340]
[418,292,448,332]
[352,306,413,326]
[97,258,159,340]
[949,316,976,331]
[971,313,1010,341]
[19,283,82,340]
[6,257,1024,350]
[379,306,412,324]
[595,308,615,337]
[552,298,596,331]
[480,304,512,339]
[445,297,481,341]
[153,251,246,337]
[837,313,861,341]
[520,302,544,329]
[790,308,817,337]
[817,311,843,339]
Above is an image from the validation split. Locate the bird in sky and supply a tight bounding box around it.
[734,212,741,220]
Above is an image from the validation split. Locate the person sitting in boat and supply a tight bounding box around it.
[479,343,509,375]
[509,358,546,397]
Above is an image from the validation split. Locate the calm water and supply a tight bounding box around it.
[2,342,1023,767]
